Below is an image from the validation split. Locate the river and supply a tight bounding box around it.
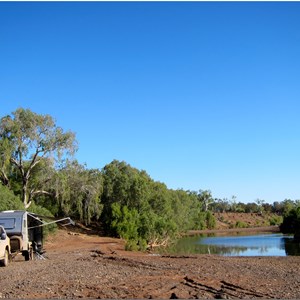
[158,232,300,256]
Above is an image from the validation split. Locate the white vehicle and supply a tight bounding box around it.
[0,225,10,267]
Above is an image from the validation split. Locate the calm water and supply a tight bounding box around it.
[159,233,300,256]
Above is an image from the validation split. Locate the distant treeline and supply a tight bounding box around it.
[210,197,300,216]
[0,108,299,249]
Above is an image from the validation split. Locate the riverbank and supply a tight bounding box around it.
[187,225,280,235]
[1,228,299,299]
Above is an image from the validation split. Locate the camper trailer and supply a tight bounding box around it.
[0,211,43,260]
[0,210,74,262]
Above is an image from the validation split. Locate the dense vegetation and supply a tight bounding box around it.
[0,108,299,249]
[280,207,300,240]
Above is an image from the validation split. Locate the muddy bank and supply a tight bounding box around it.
[0,229,299,299]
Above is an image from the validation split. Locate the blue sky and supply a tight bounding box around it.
[1,2,300,203]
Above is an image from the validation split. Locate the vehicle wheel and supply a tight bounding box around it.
[0,249,9,267]
[24,247,34,261]
[24,251,30,261]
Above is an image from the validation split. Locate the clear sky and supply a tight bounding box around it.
[1,2,300,204]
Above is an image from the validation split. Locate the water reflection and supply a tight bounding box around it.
[284,238,300,256]
[158,233,300,256]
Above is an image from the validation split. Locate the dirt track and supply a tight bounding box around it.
[0,229,300,299]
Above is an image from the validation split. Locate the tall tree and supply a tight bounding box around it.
[54,160,103,225]
[198,190,214,212]
[0,108,77,208]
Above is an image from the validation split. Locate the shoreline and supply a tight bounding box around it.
[2,228,300,299]
[187,225,280,235]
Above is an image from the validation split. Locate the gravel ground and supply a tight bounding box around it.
[0,230,299,299]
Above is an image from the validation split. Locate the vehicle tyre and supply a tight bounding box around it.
[0,249,9,267]
[24,250,30,261]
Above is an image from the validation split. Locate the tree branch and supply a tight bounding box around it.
[31,190,53,197]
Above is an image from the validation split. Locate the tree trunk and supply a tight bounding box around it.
[22,180,31,209]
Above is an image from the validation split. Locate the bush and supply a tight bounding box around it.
[269,215,283,226]
[235,220,248,228]
[125,239,147,251]
[206,211,216,229]
[280,207,300,234]
[0,184,23,211]
[111,203,140,241]
[28,202,57,237]
[195,212,208,230]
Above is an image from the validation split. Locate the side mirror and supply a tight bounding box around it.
[1,233,6,240]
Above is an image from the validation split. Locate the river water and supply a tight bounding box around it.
[158,233,300,256]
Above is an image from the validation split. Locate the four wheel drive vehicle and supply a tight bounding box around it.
[0,210,74,262]
[0,225,10,267]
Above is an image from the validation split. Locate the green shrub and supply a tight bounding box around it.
[206,211,216,229]
[28,202,57,237]
[280,207,300,234]
[0,185,23,211]
[111,203,139,241]
[125,240,139,251]
[269,215,283,226]
[125,238,147,251]
[235,220,248,228]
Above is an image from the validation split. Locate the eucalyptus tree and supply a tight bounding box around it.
[0,136,13,186]
[282,199,296,216]
[255,198,265,214]
[102,160,151,210]
[197,190,214,211]
[0,108,77,208]
[101,160,152,233]
[212,198,231,213]
[54,160,103,225]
